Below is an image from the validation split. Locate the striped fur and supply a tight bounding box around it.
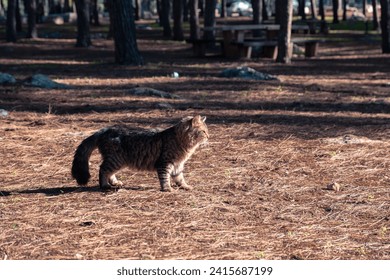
[71,116,209,191]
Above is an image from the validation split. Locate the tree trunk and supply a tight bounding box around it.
[90,0,100,25]
[319,0,325,20]
[106,0,113,39]
[221,0,226,18]
[203,0,216,41]
[309,0,317,19]
[276,0,293,63]
[25,0,38,38]
[135,0,141,20]
[332,0,339,23]
[380,0,390,53]
[252,0,262,37]
[262,0,268,20]
[109,0,144,64]
[15,0,22,32]
[36,1,44,23]
[49,0,55,14]
[199,0,204,17]
[161,0,171,37]
[183,0,189,21]
[173,0,184,40]
[342,0,347,21]
[64,0,71,12]
[157,0,162,25]
[298,0,306,20]
[275,0,282,23]
[362,0,367,16]
[75,0,92,47]
[6,0,17,42]
[372,0,379,30]
[189,0,200,40]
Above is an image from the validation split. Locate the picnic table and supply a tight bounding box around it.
[189,24,322,59]
[219,24,311,58]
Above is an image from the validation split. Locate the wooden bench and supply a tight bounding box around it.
[292,39,325,57]
[233,39,323,59]
[185,38,224,57]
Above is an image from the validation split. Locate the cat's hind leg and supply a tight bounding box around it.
[109,175,123,187]
[99,159,122,190]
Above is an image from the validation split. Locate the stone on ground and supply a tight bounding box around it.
[219,66,279,81]
[0,72,16,85]
[23,74,72,89]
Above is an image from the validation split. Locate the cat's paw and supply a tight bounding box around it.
[111,180,123,187]
[161,185,173,192]
[180,184,193,191]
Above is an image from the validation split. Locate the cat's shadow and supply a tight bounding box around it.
[0,185,151,197]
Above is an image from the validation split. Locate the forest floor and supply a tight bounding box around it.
[0,21,389,260]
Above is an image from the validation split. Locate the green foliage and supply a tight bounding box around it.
[330,20,374,32]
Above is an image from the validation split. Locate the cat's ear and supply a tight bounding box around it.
[201,116,207,123]
[191,115,203,126]
[181,116,193,123]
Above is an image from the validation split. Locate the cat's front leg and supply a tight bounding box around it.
[109,175,123,187]
[157,166,173,192]
[172,173,193,191]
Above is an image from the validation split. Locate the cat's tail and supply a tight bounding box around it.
[71,132,100,185]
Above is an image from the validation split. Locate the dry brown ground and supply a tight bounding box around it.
[0,25,389,260]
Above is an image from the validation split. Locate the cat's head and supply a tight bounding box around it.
[176,115,209,147]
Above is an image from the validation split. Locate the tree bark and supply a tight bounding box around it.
[342,0,347,21]
[203,0,216,41]
[199,0,204,17]
[309,0,317,19]
[109,0,144,64]
[135,0,141,20]
[183,0,189,21]
[262,0,268,20]
[173,0,184,40]
[319,0,325,20]
[221,0,226,18]
[75,0,92,47]
[372,0,379,30]
[252,0,262,37]
[252,0,262,24]
[362,0,367,16]
[6,0,17,42]
[332,0,339,23]
[15,0,22,32]
[64,0,71,12]
[380,0,390,53]
[298,0,306,20]
[276,0,293,63]
[48,0,55,14]
[25,0,38,38]
[189,0,200,40]
[161,0,172,37]
[106,0,113,39]
[90,0,100,25]
[275,0,282,24]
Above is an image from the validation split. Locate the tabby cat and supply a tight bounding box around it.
[71,115,209,191]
